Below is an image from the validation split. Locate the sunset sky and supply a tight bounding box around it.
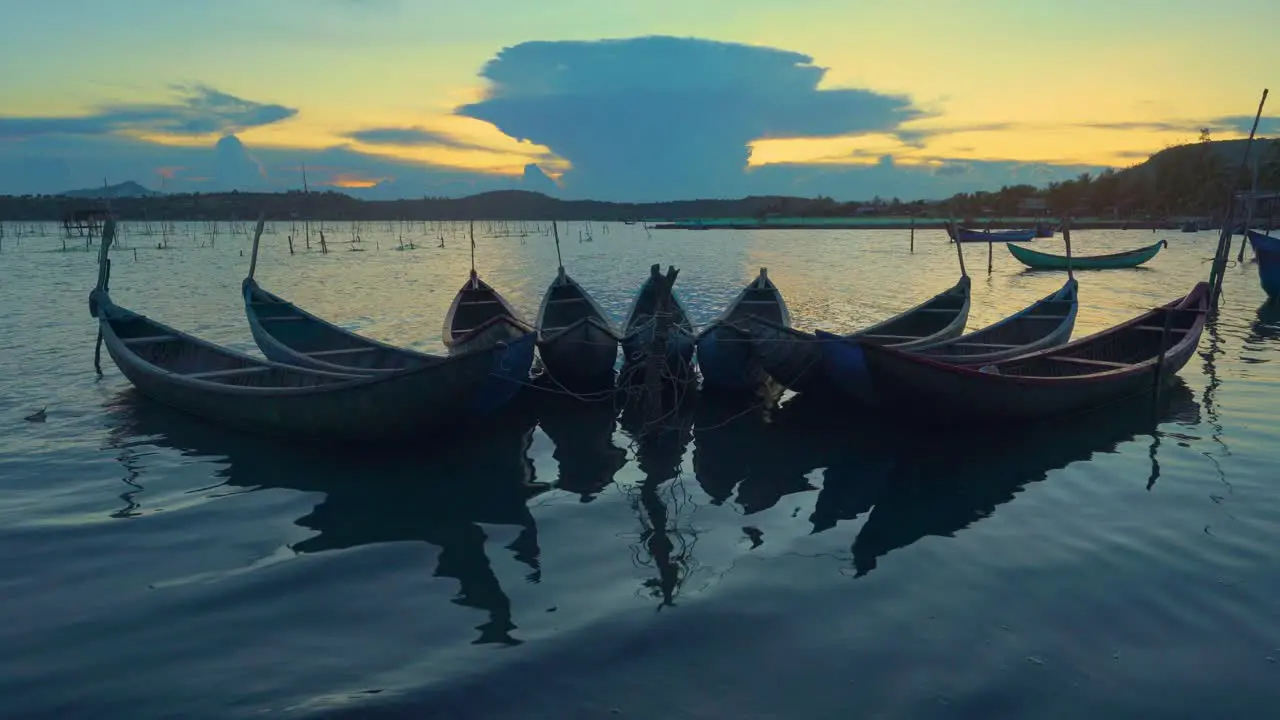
[1,0,1275,200]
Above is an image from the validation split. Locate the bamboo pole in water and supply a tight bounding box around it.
[1208,89,1269,307]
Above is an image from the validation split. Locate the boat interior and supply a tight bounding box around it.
[993,302,1203,378]
[247,284,432,371]
[852,280,969,345]
[449,274,521,343]
[107,311,353,389]
[539,274,612,335]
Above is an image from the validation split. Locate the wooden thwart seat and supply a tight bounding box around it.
[916,308,960,313]
[948,341,1019,349]
[258,316,307,323]
[183,366,273,380]
[304,347,378,357]
[1045,356,1129,369]
[122,335,178,346]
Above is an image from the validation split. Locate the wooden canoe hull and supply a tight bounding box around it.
[845,284,1208,422]
[696,322,768,394]
[1248,231,1280,300]
[741,317,827,394]
[1008,240,1165,270]
[98,302,522,441]
[854,337,1199,421]
[537,317,620,390]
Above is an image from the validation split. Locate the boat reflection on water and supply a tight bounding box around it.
[848,380,1200,577]
[105,390,547,646]
[1246,302,1280,346]
[538,393,628,502]
[618,392,697,607]
[693,394,844,524]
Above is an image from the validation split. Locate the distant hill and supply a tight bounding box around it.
[61,181,163,199]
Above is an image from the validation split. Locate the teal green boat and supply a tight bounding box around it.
[1007,239,1167,270]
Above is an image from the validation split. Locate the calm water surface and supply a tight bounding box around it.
[2,222,1278,718]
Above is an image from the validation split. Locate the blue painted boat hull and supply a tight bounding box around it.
[816,330,876,404]
[955,228,1036,243]
[696,323,764,394]
[1248,231,1280,301]
[466,331,536,419]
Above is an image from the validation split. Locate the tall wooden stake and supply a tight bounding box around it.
[1063,217,1075,281]
[1209,88,1269,307]
[909,215,915,253]
[953,227,968,277]
[987,239,994,275]
[644,264,680,428]
[247,214,266,280]
[1237,157,1261,262]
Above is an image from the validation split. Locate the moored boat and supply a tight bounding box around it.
[536,267,620,391]
[949,225,1037,243]
[846,282,1210,422]
[444,221,535,358]
[1247,230,1280,301]
[696,268,790,394]
[92,220,528,441]
[1008,239,1167,270]
[621,264,696,382]
[241,219,533,417]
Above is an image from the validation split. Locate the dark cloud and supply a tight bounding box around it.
[458,36,923,201]
[895,122,1022,148]
[344,126,504,153]
[1076,120,1194,132]
[747,158,1104,201]
[1209,115,1280,136]
[0,85,295,139]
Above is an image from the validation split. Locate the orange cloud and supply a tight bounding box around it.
[329,172,387,188]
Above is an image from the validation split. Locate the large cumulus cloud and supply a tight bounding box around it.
[458,36,923,201]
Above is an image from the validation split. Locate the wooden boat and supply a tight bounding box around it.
[621,264,696,381]
[444,222,534,356]
[1034,221,1056,238]
[535,266,620,390]
[841,282,1209,422]
[950,225,1036,243]
[1247,230,1280,300]
[90,221,530,441]
[815,274,971,350]
[744,242,973,395]
[444,270,533,355]
[695,268,790,394]
[1008,239,1166,270]
[241,221,534,416]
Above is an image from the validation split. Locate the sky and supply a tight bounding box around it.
[0,0,1275,201]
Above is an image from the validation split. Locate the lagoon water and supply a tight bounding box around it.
[2,222,1278,718]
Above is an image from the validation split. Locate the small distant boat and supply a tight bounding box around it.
[1247,230,1280,301]
[696,268,791,394]
[1034,221,1056,238]
[535,267,620,390]
[848,282,1209,422]
[1008,239,1167,270]
[92,221,521,441]
[621,264,696,381]
[950,225,1037,243]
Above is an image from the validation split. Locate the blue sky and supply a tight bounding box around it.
[0,0,1274,200]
